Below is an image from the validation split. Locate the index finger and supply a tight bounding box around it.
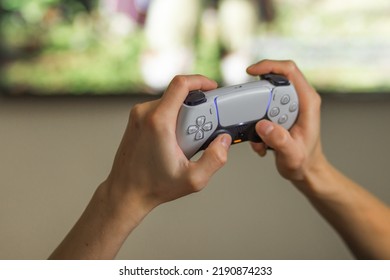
[247,59,315,97]
[159,75,218,116]
[247,60,321,130]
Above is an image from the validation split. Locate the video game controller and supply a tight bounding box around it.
[176,74,299,158]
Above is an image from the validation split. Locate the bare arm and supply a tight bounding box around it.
[299,157,390,259]
[247,60,390,259]
[49,75,231,259]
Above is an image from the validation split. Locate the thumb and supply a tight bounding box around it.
[255,120,293,154]
[189,134,231,188]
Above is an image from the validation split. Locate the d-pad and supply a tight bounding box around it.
[187,116,213,141]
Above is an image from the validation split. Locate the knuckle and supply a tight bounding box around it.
[261,58,271,64]
[144,109,163,132]
[129,104,144,128]
[314,92,322,108]
[130,102,164,133]
[271,131,289,149]
[284,60,298,73]
[212,149,228,167]
[186,174,206,193]
[277,152,306,177]
[289,153,305,171]
[170,75,188,88]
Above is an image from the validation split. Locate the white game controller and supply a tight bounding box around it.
[176,74,299,158]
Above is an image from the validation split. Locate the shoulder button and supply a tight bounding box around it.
[261,74,290,86]
[184,90,207,106]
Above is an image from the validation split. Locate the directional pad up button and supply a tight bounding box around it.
[196,116,206,126]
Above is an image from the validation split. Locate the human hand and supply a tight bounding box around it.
[104,75,232,214]
[49,75,231,260]
[247,61,390,260]
[247,60,324,189]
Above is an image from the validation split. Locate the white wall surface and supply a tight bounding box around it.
[0,94,389,259]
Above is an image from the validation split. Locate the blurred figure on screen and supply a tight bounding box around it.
[99,0,152,36]
[218,0,260,84]
[140,0,276,90]
[98,0,276,90]
[140,0,201,90]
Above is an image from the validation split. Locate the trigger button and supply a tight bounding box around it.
[261,74,290,86]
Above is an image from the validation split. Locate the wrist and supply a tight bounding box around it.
[97,179,154,231]
[292,152,338,200]
[49,181,154,259]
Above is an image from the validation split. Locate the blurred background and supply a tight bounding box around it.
[0,0,390,260]
[1,0,390,95]
[1,95,390,260]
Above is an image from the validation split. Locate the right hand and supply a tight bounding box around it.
[247,60,325,189]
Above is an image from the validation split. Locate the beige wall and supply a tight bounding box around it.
[1,94,389,259]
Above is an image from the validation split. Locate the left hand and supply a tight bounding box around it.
[104,75,232,213]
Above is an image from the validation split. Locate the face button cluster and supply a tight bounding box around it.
[269,94,298,125]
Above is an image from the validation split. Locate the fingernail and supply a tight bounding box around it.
[220,134,232,149]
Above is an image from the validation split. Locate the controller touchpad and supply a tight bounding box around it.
[216,88,271,127]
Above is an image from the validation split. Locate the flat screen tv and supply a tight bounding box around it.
[1,0,390,96]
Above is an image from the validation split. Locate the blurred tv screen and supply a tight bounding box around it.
[1,0,390,96]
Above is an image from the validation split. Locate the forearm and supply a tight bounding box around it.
[295,157,390,259]
[49,181,151,260]
[248,59,390,258]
